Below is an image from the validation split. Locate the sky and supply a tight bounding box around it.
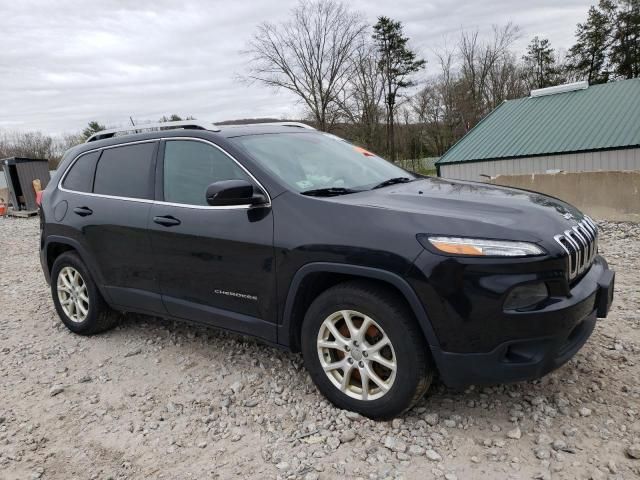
[0,0,593,135]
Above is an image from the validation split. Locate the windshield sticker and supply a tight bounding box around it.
[354,146,376,157]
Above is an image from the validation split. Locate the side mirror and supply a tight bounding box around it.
[205,179,267,207]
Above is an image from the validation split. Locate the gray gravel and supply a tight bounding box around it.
[0,217,639,479]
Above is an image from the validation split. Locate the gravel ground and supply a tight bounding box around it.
[1,217,639,480]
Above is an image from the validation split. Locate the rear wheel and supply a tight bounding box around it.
[51,251,119,335]
[301,280,434,419]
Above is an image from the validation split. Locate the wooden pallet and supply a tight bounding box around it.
[7,209,39,218]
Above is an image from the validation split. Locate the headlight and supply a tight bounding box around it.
[420,236,545,257]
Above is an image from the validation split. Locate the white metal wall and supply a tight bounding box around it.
[439,148,640,181]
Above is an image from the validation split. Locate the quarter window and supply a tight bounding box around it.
[93,142,156,199]
[163,140,250,206]
[62,151,100,192]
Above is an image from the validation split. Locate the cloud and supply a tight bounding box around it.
[0,0,590,134]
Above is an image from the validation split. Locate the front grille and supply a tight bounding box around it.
[553,216,598,281]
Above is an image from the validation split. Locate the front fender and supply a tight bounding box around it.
[277,262,443,355]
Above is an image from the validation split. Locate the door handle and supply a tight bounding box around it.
[73,206,93,217]
[153,215,181,227]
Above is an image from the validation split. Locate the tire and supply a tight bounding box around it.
[301,280,434,419]
[50,251,119,335]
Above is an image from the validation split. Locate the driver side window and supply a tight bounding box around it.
[163,140,250,206]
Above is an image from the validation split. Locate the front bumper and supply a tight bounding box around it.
[427,256,615,387]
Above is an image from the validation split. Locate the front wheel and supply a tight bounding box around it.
[301,280,434,419]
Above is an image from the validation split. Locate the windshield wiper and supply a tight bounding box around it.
[371,177,413,189]
[300,187,360,197]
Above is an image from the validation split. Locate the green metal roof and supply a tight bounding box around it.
[437,78,640,165]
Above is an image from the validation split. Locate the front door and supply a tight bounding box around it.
[148,139,276,341]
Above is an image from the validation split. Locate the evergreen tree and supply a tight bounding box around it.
[159,114,183,122]
[82,121,106,140]
[568,4,613,83]
[522,36,560,89]
[159,114,196,122]
[373,17,425,161]
[609,0,640,78]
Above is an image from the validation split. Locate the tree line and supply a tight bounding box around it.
[1,0,637,168]
[0,115,192,168]
[247,0,639,164]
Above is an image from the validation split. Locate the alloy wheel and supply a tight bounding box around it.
[317,310,397,401]
[56,266,89,323]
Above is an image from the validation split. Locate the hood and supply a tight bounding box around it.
[328,177,585,243]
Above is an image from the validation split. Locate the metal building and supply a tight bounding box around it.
[436,79,640,181]
[1,157,51,211]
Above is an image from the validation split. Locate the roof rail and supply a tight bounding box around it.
[222,121,316,130]
[268,122,315,130]
[86,120,221,143]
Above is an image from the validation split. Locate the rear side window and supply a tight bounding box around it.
[93,142,156,199]
[163,140,250,206]
[62,151,100,192]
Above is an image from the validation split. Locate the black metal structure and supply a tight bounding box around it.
[1,157,51,211]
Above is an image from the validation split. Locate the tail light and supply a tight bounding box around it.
[36,190,43,207]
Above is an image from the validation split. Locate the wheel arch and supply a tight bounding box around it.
[278,263,442,356]
[44,236,113,303]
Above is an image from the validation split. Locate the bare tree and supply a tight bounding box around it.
[0,129,86,168]
[401,25,525,161]
[246,0,367,131]
[458,23,520,127]
[487,51,528,109]
[409,49,463,157]
[51,132,85,167]
[0,131,54,161]
[411,81,447,156]
[338,39,385,150]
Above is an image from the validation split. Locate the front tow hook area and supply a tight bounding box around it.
[596,269,615,318]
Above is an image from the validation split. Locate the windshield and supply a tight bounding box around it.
[232,132,414,192]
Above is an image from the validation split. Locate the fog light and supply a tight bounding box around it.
[504,283,549,311]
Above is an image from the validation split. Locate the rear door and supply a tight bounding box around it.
[60,141,163,313]
[148,138,276,341]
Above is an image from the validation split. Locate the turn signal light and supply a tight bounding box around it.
[419,236,545,257]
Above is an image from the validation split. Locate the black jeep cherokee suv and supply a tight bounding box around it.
[40,120,615,419]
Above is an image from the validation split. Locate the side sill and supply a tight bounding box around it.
[162,295,277,343]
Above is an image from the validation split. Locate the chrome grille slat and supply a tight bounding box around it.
[553,216,598,281]
[565,234,581,277]
[572,226,589,274]
[583,221,596,237]
[567,231,583,274]
[579,224,594,261]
